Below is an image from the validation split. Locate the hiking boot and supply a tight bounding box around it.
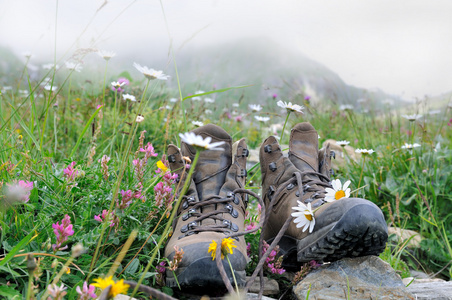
[164,124,249,291]
[260,122,388,268]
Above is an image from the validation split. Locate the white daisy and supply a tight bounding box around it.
[191,121,204,127]
[133,63,169,80]
[205,109,213,114]
[111,81,125,89]
[44,85,58,92]
[65,61,82,72]
[136,115,144,123]
[291,201,315,233]
[169,98,178,103]
[204,98,215,103]
[401,143,421,150]
[339,104,354,111]
[324,179,351,202]
[191,96,202,101]
[336,140,350,146]
[232,103,240,107]
[42,63,59,70]
[401,114,422,122]
[254,116,270,122]
[249,104,263,112]
[97,50,116,61]
[179,132,225,151]
[276,100,304,114]
[123,94,136,101]
[355,148,375,155]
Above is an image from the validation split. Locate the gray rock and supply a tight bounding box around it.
[293,256,415,300]
[246,276,280,296]
[406,281,452,300]
[247,293,277,300]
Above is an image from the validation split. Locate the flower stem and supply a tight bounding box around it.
[280,112,290,142]
[88,79,152,276]
[101,60,109,139]
[226,255,240,297]
[130,151,200,298]
[356,156,366,197]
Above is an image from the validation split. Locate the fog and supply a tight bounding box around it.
[1,0,452,100]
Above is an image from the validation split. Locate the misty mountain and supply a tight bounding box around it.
[170,38,407,107]
[0,39,408,108]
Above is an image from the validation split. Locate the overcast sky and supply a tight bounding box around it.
[1,0,452,100]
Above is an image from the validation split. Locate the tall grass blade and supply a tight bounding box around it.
[69,106,102,158]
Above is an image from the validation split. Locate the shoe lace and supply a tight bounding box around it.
[268,170,331,209]
[177,190,246,239]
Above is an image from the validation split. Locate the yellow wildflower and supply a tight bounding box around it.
[208,238,237,260]
[92,276,129,297]
[156,160,168,172]
[221,237,237,257]
[208,240,218,260]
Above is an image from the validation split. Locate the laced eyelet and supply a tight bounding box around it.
[182,208,196,221]
[225,204,238,218]
[287,183,295,190]
[168,154,176,163]
[264,145,272,153]
[267,185,275,200]
[182,196,196,209]
[330,151,336,159]
[241,149,249,157]
[269,162,277,172]
[223,220,238,232]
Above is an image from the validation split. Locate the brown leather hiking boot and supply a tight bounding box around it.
[164,124,249,291]
[260,122,388,268]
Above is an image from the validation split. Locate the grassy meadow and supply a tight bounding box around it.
[0,52,451,299]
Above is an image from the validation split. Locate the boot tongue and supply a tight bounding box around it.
[181,124,232,201]
[288,122,319,176]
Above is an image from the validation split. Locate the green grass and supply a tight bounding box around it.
[0,52,451,299]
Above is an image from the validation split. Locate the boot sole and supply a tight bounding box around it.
[166,256,246,292]
[296,202,388,263]
[271,202,388,267]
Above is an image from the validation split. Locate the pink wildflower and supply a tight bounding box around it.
[98,155,111,180]
[52,214,74,251]
[245,222,257,231]
[140,142,158,159]
[63,161,78,181]
[262,241,285,275]
[76,281,97,299]
[246,242,252,257]
[235,115,243,122]
[272,93,278,99]
[94,210,115,227]
[47,283,67,299]
[5,180,34,203]
[117,183,145,209]
[154,171,178,209]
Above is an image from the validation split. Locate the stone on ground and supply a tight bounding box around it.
[406,281,452,300]
[293,256,415,300]
[246,276,280,296]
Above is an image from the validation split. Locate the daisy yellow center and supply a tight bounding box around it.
[305,213,313,221]
[335,190,346,200]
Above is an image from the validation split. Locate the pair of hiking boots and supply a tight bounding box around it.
[164,122,388,291]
